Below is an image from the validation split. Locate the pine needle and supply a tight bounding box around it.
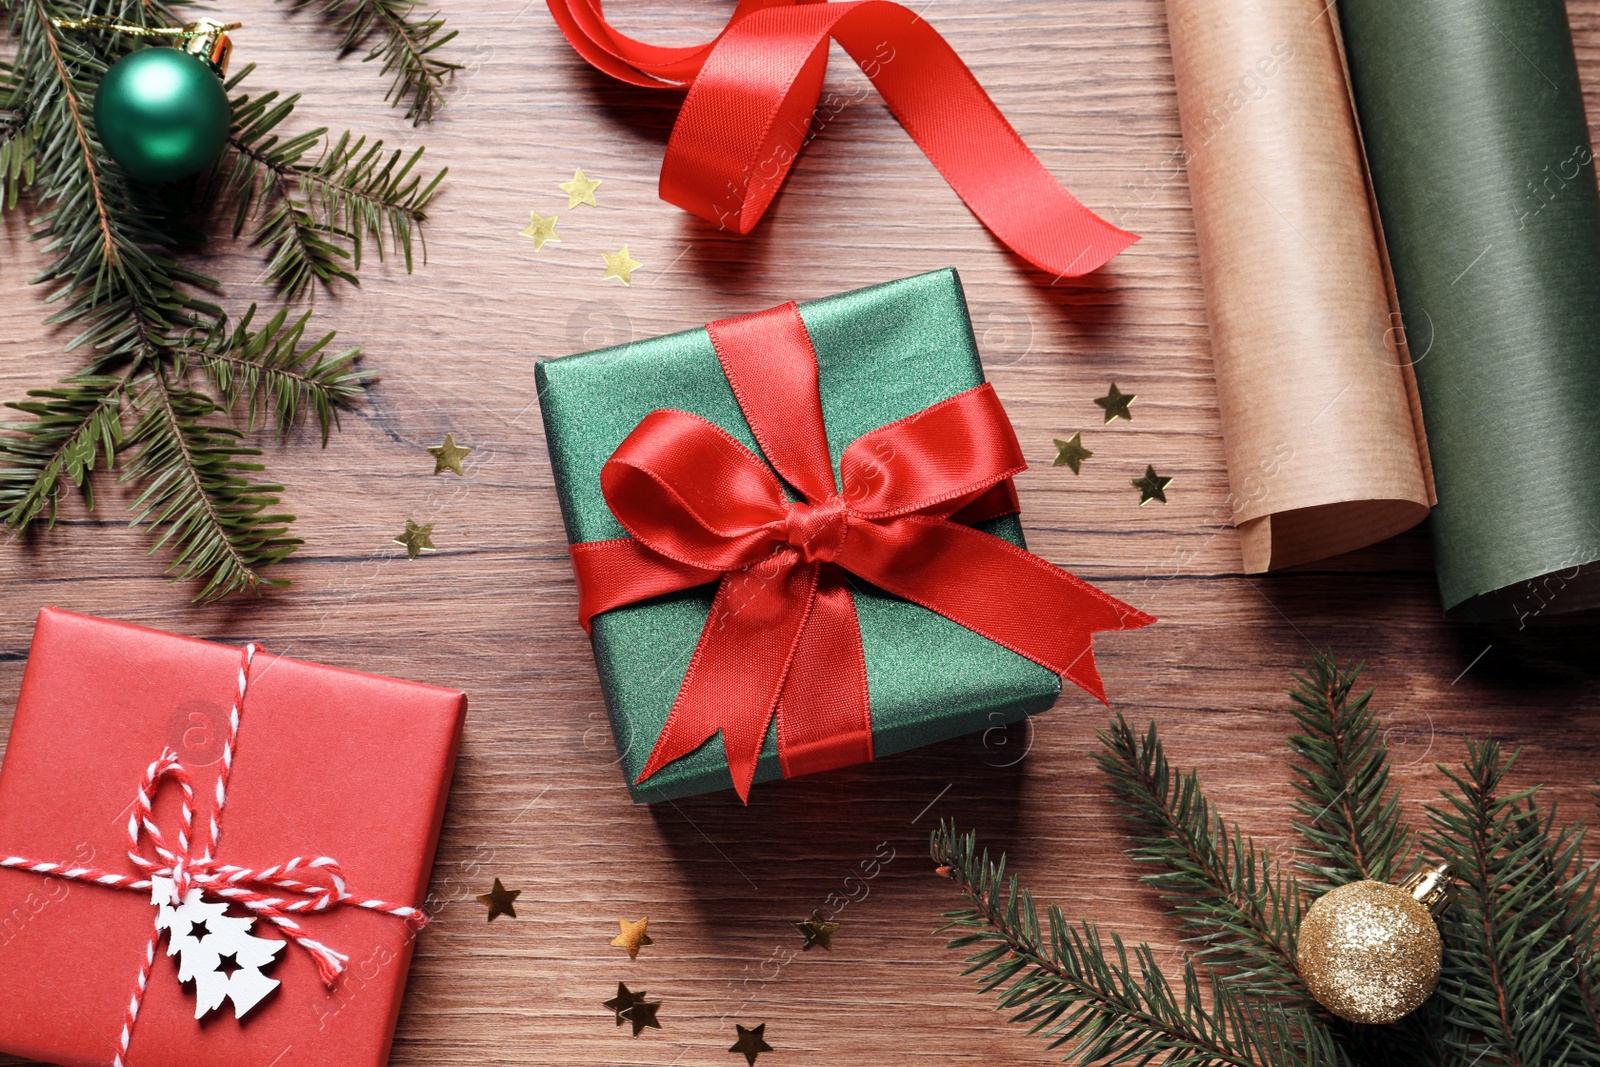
[1287,653,1411,888]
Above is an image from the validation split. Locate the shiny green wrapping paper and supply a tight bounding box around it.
[536,270,1061,802]
[1338,0,1600,620]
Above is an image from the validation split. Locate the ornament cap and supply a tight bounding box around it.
[182,19,237,75]
[1400,863,1454,917]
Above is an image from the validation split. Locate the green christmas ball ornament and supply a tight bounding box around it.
[92,22,235,184]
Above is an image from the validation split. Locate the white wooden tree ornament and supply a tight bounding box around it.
[151,876,285,1020]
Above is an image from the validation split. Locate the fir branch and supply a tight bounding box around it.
[279,0,460,123]
[930,823,1347,1067]
[308,131,442,272]
[1425,741,1579,1067]
[121,375,299,599]
[196,304,367,443]
[221,76,444,297]
[29,0,120,282]
[1096,714,1307,1002]
[0,375,126,527]
[0,6,429,596]
[1515,805,1600,1055]
[0,61,35,210]
[1287,653,1411,888]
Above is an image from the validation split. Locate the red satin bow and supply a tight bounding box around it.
[545,0,1138,278]
[568,301,1154,800]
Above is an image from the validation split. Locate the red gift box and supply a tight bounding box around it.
[0,608,466,1067]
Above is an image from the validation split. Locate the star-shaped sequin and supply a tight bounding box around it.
[794,909,839,952]
[393,519,436,560]
[1053,433,1093,474]
[560,168,602,208]
[477,878,520,921]
[729,1022,774,1065]
[601,246,642,286]
[518,209,560,251]
[1094,383,1136,423]
[604,982,644,1024]
[603,982,661,1036]
[610,916,654,960]
[427,433,472,476]
[1131,464,1172,505]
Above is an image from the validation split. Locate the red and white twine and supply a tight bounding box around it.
[0,644,427,1066]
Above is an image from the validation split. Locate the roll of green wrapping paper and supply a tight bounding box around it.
[1338,0,1600,622]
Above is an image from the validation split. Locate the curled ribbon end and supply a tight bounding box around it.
[1043,224,1141,280]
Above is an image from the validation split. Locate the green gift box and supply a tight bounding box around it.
[536,269,1071,802]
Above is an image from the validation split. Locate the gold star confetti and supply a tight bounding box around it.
[477,878,520,922]
[427,433,473,476]
[1094,382,1136,424]
[560,168,602,208]
[518,209,560,251]
[610,917,654,960]
[729,1023,774,1065]
[603,982,645,1025]
[1053,433,1093,474]
[601,245,642,286]
[603,982,662,1036]
[794,909,840,952]
[392,519,436,560]
[1132,464,1172,505]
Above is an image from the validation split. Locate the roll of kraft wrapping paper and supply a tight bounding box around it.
[1339,0,1600,621]
[1166,0,1434,572]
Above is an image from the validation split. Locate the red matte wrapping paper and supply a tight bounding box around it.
[0,608,466,1067]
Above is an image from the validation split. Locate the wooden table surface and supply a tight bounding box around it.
[5,1,1600,1064]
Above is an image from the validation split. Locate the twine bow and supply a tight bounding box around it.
[0,644,424,1066]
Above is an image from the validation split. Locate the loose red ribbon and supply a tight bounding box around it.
[545,0,1138,278]
[569,301,1154,800]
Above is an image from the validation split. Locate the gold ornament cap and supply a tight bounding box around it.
[182,19,236,76]
[1297,864,1451,1025]
[1400,862,1454,916]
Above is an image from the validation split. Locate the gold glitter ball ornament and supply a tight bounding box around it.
[1297,865,1452,1024]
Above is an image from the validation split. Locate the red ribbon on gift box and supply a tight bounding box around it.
[568,301,1155,801]
[545,0,1138,278]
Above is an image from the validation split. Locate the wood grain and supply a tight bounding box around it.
[3,1,1600,1063]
